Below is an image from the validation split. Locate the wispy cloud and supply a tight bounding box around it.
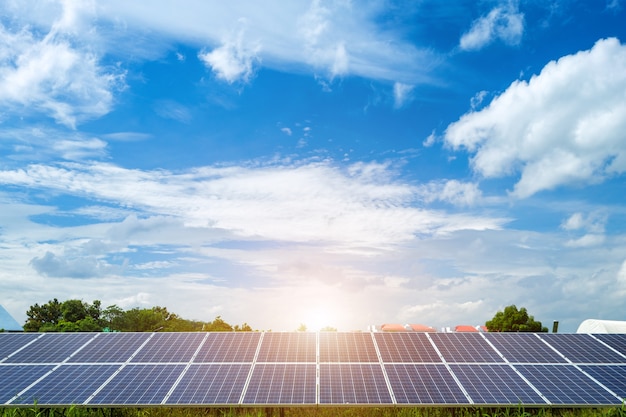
[445,38,626,197]
[459,2,524,51]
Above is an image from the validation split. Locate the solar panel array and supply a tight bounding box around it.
[1,331,625,407]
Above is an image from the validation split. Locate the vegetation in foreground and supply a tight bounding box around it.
[1,407,626,417]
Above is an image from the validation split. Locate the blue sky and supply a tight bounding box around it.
[1,0,626,332]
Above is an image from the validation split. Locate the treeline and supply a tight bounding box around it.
[24,299,253,332]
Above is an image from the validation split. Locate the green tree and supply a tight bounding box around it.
[24,299,104,332]
[486,305,548,332]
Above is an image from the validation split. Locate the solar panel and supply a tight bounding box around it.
[516,364,621,405]
[5,333,95,363]
[69,333,151,363]
[385,364,469,404]
[194,332,261,363]
[256,332,316,362]
[0,333,41,362]
[243,364,316,404]
[2,331,626,407]
[11,365,119,405]
[165,364,250,405]
[449,364,546,405]
[319,364,392,404]
[429,333,504,363]
[130,333,206,363]
[319,333,378,362]
[0,365,54,404]
[374,332,442,363]
[539,334,626,364]
[485,333,567,363]
[594,334,626,357]
[88,364,186,405]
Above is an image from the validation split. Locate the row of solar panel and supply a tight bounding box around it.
[1,362,625,406]
[2,332,626,364]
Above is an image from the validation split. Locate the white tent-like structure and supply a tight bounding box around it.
[0,304,23,331]
[576,319,626,333]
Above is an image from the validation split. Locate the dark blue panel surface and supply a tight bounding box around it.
[485,333,566,363]
[0,334,41,362]
[5,333,95,363]
[13,365,118,405]
[0,365,54,404]
[194,332,260,362]
[450,364,546,405]
[374,333,442,363]
[69,333,150,363]
[243,364,316,404]
[579,365,626,400]
[429,333,503,363]
[540,334,625,364]
[256,332,316,362]
[88,364,185,405]
[595,334,626,357]
[516,364,621,405]
[319,333,378,363]
[386,364,469,404]
[319,364,392,404]
[131,333,205,363]
[166,364,250,404]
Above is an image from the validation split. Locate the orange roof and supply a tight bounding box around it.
[409,323,437,332]
[454,325,479,332]
[380,323,408,332]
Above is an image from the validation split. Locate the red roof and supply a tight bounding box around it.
[380,323,408,332]
[409,323,437,332]
[454,325,479,332]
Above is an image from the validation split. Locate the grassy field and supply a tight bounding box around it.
[1,407,626,417]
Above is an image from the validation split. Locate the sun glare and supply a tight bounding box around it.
[304,308,333,332]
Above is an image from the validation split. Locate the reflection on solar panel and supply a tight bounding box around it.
[374,333,441,363]
[256,332,316,362]
[243,364,316,404]
[1,331,626,407]
[319,332,378,362]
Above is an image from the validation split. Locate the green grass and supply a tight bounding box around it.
[1,407,626,417]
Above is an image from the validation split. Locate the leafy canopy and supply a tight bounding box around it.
[485,305,548,332]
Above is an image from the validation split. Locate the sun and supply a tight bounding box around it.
[304,307,332,332]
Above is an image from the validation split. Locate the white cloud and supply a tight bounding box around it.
[423,131,437,147]
[281,127,292,136]
[198,20,260,84]
[445,38,626,198]
[417,180,483,207]
[393,82,414,108]
[460,2,524,51]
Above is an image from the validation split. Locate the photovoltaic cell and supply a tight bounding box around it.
[0,365,54,404]
[516,364,621,405]
[319,333,378,363]
[540,334,626,364]
[69,333,151,363]
[0,333,41,362]
[374,333,442,363]
[194,332,260,363]
[595,334,626,357]
[88,364,185,405]
[256,332,316,363]
[131,333,205,363]
[166,364,250,404]
[430,333,503,363]
[319,364,392,404]
[13,365,118,405]
[5,333,94,363]
[579,365,626,401]
[449,364,546,405]
[243,364,316,404]
[485,333,566,364]
[385,364,469,404]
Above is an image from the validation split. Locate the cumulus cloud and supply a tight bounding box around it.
[460,2,524,51]
[445,38,626,198]
[417,180,483,207]
[30,251,113,278]
[0,5,124,128]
